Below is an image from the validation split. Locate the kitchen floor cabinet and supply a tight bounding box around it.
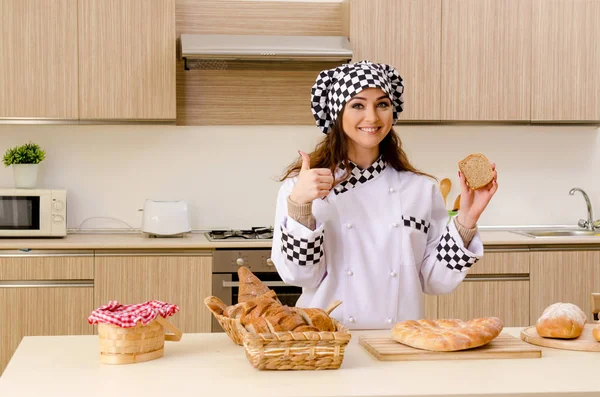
[94,251,212,333]
[0,0,78,120]
[0,251,94,375]
[77,0,176,121]
[349,0,441,121]
[531,0,600,122]
[530,249,600,324]
[436,250,530,326]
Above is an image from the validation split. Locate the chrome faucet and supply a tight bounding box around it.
[569,187,600,230]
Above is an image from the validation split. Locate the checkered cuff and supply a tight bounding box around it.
[280,226,324,266]
[402,216,430,234]
[436,226,478,272]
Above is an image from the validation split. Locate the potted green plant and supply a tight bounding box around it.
[3,142,46,189]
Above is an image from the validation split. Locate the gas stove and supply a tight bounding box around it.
[204,226,274,241]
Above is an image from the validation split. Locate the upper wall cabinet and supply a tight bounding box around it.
[0,0,78,120]
[349,0,441,122]
[441,0,532,121]
[531,0,600,122]
[78,0,176,121]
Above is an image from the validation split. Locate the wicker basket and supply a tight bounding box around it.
[241,319,351,370]
[204,296,245,345]
[98,315,183,365]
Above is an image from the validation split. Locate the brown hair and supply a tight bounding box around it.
[280,109,436,184]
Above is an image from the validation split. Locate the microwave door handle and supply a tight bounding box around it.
[222,281,290,288]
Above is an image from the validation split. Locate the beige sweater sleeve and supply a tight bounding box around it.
[286,196,316,231]
[453,217,477,247]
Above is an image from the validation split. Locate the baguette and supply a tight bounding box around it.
[536,302,586,339]
[212,267,341,335]
[458,153,494,190]
[293,307,337,332]
[238,266,272,302]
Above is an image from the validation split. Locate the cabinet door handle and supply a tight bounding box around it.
[0,280,94,288]
[464,276,529,282]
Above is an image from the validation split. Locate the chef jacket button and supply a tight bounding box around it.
[390,271,397,277]
[347,270,353,276]
[346,223,353,229]
[392,223,399,228]
[389,188,396,193]
[387,318,393,324]
[348,317,355,323]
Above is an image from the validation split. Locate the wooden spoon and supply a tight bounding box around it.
[439,178,451,206]
[452,194,461,211]
[325,300,342,315]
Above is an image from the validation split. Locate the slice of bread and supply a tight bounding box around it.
[458,153,494,190]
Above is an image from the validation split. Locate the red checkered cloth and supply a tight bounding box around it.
[87,300,180,328]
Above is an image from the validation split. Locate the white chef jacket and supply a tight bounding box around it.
[270,157,484,330]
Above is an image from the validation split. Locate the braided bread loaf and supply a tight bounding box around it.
[391,318,504,352]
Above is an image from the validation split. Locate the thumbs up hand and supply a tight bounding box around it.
[289,151,334,204]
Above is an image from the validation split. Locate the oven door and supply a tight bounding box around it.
[211,272,303,332]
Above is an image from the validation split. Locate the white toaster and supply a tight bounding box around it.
[141,199,191,237]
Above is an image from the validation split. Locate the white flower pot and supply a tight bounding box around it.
[13,164,39,189]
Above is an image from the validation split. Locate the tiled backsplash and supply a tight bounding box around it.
[0,124,598,230]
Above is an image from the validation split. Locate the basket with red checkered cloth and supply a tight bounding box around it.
[88,300,182,365]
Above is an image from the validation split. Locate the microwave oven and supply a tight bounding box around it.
[0,189,67,237]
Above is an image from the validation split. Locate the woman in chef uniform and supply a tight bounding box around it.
[270,60,498,330]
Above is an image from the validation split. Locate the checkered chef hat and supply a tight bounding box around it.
[310,60,404,134]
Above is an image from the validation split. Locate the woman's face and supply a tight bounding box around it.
[341,87,393,154]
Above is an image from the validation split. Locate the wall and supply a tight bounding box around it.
[0,123,598,231]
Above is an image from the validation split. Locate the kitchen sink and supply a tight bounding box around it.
[511,229,600,238]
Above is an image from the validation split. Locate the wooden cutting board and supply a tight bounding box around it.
[520,324,600,352]
[359,333,542,361]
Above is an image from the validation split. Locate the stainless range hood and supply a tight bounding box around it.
[180,34,353,68]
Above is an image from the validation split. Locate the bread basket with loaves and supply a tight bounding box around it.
[204,267,351,370]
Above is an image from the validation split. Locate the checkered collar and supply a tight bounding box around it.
[333,156,387,195]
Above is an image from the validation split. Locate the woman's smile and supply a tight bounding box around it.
[358,126,383,135]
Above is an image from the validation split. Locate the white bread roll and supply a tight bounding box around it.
[536,302,586,339]
[593,323,600,342]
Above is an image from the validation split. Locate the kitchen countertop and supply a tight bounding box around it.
[1,229,600,250]
[1,328,598,397]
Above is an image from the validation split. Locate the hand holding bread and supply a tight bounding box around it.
[456,153,498,229]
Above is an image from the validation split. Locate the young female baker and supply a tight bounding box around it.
[270,60,498,329]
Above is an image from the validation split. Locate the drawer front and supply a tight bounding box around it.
[469,250,529,275]
[0,251,94,280]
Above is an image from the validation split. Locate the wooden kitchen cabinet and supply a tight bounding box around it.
[441,0,532,121]
[0,0,78,120]
[78,0,176,121]
[531,0,600,122]
[438,279,530,326]
[94,251,212,333]
[349,0,441,121]
[530,249,600,324]
[437,250,530,326]
[0,251,94,375]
